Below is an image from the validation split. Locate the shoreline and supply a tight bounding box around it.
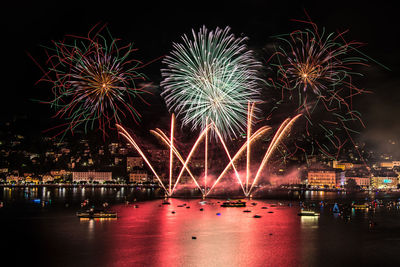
[1,184,399,194]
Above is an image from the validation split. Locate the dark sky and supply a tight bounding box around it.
[2,1,399,154]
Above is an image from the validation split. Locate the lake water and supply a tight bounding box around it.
[1,186,400,266]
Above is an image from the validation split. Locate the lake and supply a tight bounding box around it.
[1,186,400,266]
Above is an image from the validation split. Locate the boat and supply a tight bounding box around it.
[76,208,117,219]
[353,204,368,210]
[297,210,320,216]
[162,201,171,205]
[220,200,246,207]
[253,214,262,218]
[243,209,252,213]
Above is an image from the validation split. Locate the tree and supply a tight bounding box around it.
[345,178,360,191]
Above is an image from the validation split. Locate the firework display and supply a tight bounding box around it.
[266,18,376,160]
[161,26,262,141]
[31,14,384,197]
[117,107,299,197]
[36,24,149,137]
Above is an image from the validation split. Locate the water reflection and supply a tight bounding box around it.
[107,199,302,266]
[2,188,400,266]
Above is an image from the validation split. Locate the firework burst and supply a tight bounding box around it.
[265,16,381,160]
[33,24,150,138]
[161,26,262,141]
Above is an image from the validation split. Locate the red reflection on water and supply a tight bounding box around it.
[106,199,301,266]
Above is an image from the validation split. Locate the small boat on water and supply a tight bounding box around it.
[243,209,251,213]
[298,210,320,216]
[253,215,262,218]
[353,204,368,210]
[162,201,171,205]
[221,200,246,207]
[76,208,117,219]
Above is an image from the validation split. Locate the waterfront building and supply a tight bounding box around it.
[307,166,345,188]
[6,175,23,184]
[50,170,69,179]
[72,171,112,183]
[345,168,371,189]
[332,161,354,171]
[129,170,151,183]
[25,176,40,184]
[42,174,54,183]
[371,170,399,189]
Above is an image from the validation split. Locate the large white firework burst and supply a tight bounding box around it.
[161,26,262,140]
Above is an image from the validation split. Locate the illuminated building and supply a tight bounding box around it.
[379,162,394,168]
[42,174,54,183]
[332,161,353,171]
[332,161,364,171]
[307,166,345,188]
[371,170,399,189]
[345,168,371,188]
[6,175,22,184]
[72,171,112,183]
[129,170,151,183]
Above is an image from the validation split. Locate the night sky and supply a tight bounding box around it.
[2,1,399,155]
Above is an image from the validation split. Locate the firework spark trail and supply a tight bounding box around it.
[206,126,271,196]
[171,125,212,194]
[205,117,208,193]
[169,115,174,195]
[246,102,256,192]
[265,15,386,159]
[248,114,302,195]
[116,124,169,195]
[161,26,262,141]
[34,24,152,138]
[149,126,210,194]
[213,123,246,195]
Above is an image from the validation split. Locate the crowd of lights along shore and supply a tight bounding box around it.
[33,18,385,197]
[161,26,262,141]
[32,24,150,138]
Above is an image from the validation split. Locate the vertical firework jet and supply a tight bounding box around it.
[117,119,212,197]
[117,107,300,197]
[206,105,301,197]
[161,26,262,141]
[32,24,151,138]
